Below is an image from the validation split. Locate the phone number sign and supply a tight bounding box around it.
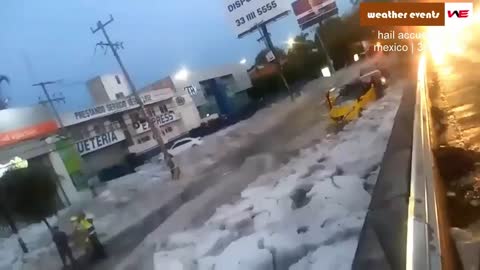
[225,0,289,37]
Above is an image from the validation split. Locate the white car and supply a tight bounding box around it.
[167,137,203,156]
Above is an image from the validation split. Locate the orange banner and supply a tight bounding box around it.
[0,121,58,147]
[360,2,445,26]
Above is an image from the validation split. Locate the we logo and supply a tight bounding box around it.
[445,2,473,26]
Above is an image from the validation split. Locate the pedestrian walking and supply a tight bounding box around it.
[52,226,77,269]
[77,213,107,262]
[167,153,181,180]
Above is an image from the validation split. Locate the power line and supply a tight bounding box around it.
[32,80,66,131]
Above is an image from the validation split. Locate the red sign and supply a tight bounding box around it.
[447,10,469,18]
[292,0,338,29]
[0,121,58,147]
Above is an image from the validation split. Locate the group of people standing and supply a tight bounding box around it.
[51,212,107,269]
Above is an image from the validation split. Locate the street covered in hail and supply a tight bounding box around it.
[3,0,477,270]
[0,57,407,270]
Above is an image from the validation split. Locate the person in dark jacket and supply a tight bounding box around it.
[52,226,76,268]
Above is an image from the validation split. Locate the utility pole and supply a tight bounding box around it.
[315,22,335,74]
[33,81,75,206]
[38,93,65,107]
[90,15,173,175]
[32,81,65,130]
[257,23,295,101]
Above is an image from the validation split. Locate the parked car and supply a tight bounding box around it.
[167,137,203,156]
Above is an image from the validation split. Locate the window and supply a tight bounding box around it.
[104,120,112,132]
[172,139,190,149]
[184,86,197,95]
[93,124,106,135]
[161,126,173,135]
[159,104,168,114]
[130,112,141,123]
[115,92,125,99]
[80,128,91,139]
[73,130,85,141]
[115,75,122,85]
[112,121,121,130]
[147,107,156,117]
[137,136,151,144]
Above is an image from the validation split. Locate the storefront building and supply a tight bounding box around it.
[143,64,254,119]
[60,86,201,177]
[0,106,86,206]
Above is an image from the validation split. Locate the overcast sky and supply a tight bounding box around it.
[0,0,353,112]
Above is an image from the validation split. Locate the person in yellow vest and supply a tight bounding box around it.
[70,216,88,252]
[76,213,107,261]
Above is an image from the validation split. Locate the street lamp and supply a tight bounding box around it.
[240,58,247,65]
[174,68,189,81]
[287,38,295,49]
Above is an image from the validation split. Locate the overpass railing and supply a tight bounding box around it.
[352,55,442,270]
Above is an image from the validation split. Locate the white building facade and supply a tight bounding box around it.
[87,74,132,104]
[61,85,201,177]
[143,64,253,120]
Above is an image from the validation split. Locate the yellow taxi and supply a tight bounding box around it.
[326,69,387,124]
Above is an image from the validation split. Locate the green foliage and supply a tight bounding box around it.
[248,74,285,101]
[0,165,58,224]
[255,47,286,65]
[318,10,375,69]
[284,33,326,82]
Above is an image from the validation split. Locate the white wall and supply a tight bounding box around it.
[171,64,253,107]
[100,74,132,101]
[87,74,132,105]
[88,77,110,105]
[122,93,201,155]
[49,151,87,205]
[175,94,201,131]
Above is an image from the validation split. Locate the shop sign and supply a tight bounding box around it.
[76,130,126,156]
[62,89,175,126]
[133,113,178,134]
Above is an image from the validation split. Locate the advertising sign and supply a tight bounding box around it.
[62,88,175,126]
[133,112,179,134]
[292,0,339,29]
[75,130,126,156]
[359,2,472,27]
[0,105,58,147]
[224,0,290,37]
[265,51,276,62]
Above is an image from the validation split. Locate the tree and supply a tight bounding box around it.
[285,33,326,81]
[0,75,10,110]
[255,47,286,65]
[317,10,375,69]
[0,165,58,233]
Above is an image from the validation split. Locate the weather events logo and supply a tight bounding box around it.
[359,2,474,26]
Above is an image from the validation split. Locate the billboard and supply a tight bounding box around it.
[292,0,339,30]
[224,0,290,37]
[0,106,58,147]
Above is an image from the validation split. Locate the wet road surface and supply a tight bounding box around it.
[427,22,480,270]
